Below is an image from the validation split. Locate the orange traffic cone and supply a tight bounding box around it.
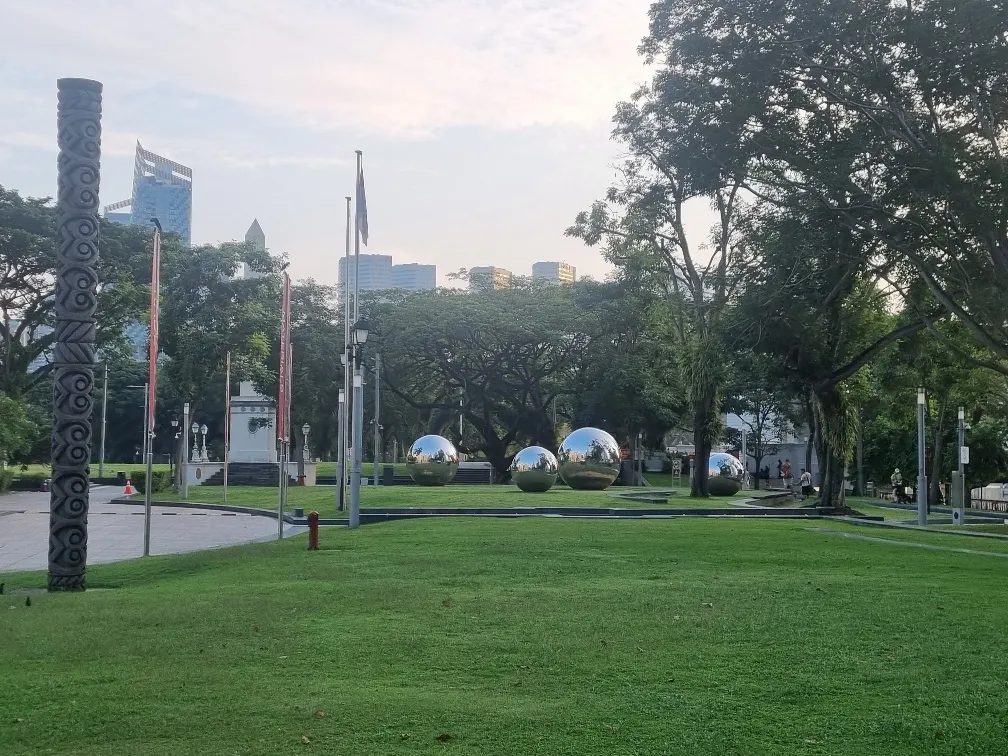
[123,478,135,495]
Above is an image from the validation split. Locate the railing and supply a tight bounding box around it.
[968,497,1008,513]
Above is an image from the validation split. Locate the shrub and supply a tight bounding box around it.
[0,469,14,492]
[131,471,172,495]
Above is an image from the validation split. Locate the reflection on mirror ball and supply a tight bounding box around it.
[708,452,744,496]
[557,427,621,490]
[510,446,559,492]
[406,434,459,486]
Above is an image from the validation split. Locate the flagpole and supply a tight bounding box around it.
[354,150,362,325]
[349,149,368,529]
[337,195,351,513]
[224,351,230,505]
[144,220,162,558]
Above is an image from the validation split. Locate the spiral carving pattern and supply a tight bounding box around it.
[49,78,102,592]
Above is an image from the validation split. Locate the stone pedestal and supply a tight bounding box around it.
[229,381,277,463]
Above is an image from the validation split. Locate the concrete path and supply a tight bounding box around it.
[0,486,297,573]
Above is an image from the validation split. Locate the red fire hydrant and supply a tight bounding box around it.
[307,511,320,551]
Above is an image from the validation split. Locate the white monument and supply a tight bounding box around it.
[229,381,278,462]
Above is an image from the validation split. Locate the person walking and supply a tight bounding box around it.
[891,467,905,503]
[782,459,793,494]
[776,459,783,488]
[799,468,813,500]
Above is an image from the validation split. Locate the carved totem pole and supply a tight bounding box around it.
[49,78,102,591]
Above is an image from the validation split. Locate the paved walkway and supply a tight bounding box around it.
[0,486,297,573]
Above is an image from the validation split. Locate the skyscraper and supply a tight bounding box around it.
[338,254,393,296]
[469,266,512,289]
[103,141,193,246]
[391,263,436,291]
[532,261,576,284]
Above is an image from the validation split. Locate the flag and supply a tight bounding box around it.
[146,227,161,434]
[277,273,292,443]
[356,155,368,247]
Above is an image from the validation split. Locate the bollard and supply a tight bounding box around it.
[307,511,319,551]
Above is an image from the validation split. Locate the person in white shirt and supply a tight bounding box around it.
[799,468,813,500]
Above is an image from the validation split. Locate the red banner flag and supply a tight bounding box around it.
[277,273,292,443]
[147,228,161,433]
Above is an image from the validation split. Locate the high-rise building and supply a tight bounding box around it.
[532,261,576,284]
[338,254,394,296]
[469,266,512,290]
[391,263,436,291]
[103,141,193,246]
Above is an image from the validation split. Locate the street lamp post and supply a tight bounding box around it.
[170,418,179,476]
[98,362,108,479]
[336,386,346,512]
[300,422,310,487]
[200,424,208,462]
[182,403,189,498]
[349,319,370,529]
[191,421,200,462]
[917,388,927,526]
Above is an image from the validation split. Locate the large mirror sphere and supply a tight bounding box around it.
[510,446,559,492]
[708,452,744,496]
[557,427,621,490]
[406,434,459,486]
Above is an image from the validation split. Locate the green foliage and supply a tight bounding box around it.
[130,470,173,495]
[0,468,13,492]
[0,390,38,464]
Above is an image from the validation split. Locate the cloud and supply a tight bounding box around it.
[2,0,652,138]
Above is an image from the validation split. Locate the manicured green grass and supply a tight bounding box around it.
[153,483,767,511]
[3,517,1008,755]
[962,523,1008,535]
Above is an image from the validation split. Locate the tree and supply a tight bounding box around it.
[723,356,799,490]
[371,284,590,476]
[0,186,152,396]
[570,280,685,450]
[0,390,39,465]
[567,62,755,495]
[157,239,281,480]
[642,0,1008,370]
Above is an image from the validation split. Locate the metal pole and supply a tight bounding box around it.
[99,361,108,478]
[342,195,352,514]
[917,388,927,526]
[354,151,362,325]
[336,388,346,512]
[350,357,363,528]
[182,402,189,498]
[143,382,152,557]
[373,353,380,487]
[141,384,148,464]
[277,441,285,540]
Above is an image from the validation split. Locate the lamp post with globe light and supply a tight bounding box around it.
[191,421,199,462]
[200,424,208,463]
[349,319,370,528]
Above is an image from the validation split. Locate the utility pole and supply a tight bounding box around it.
[336,386,346,511]
[373,353,380,487]
[350,356,363,528]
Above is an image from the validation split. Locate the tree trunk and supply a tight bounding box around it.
[752,452,762,490]
[855,406,864,497]
[928,398,948,511]
[690,393,716,497]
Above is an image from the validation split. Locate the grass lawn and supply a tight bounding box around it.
[152,483,770,511]
[3,517,1008,755]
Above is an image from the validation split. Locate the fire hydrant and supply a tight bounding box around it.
[307,511,320,551]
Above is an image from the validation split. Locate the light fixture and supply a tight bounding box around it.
[191,421,199,435]
[917,388,926,405]
[171,418,178,428]
[338,388,345,403]
[958,407,965,421]
[200,424,208,436]
[302,423,311,437]
[352,319,370,346]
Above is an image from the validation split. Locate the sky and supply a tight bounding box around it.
[0,0,714,287]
